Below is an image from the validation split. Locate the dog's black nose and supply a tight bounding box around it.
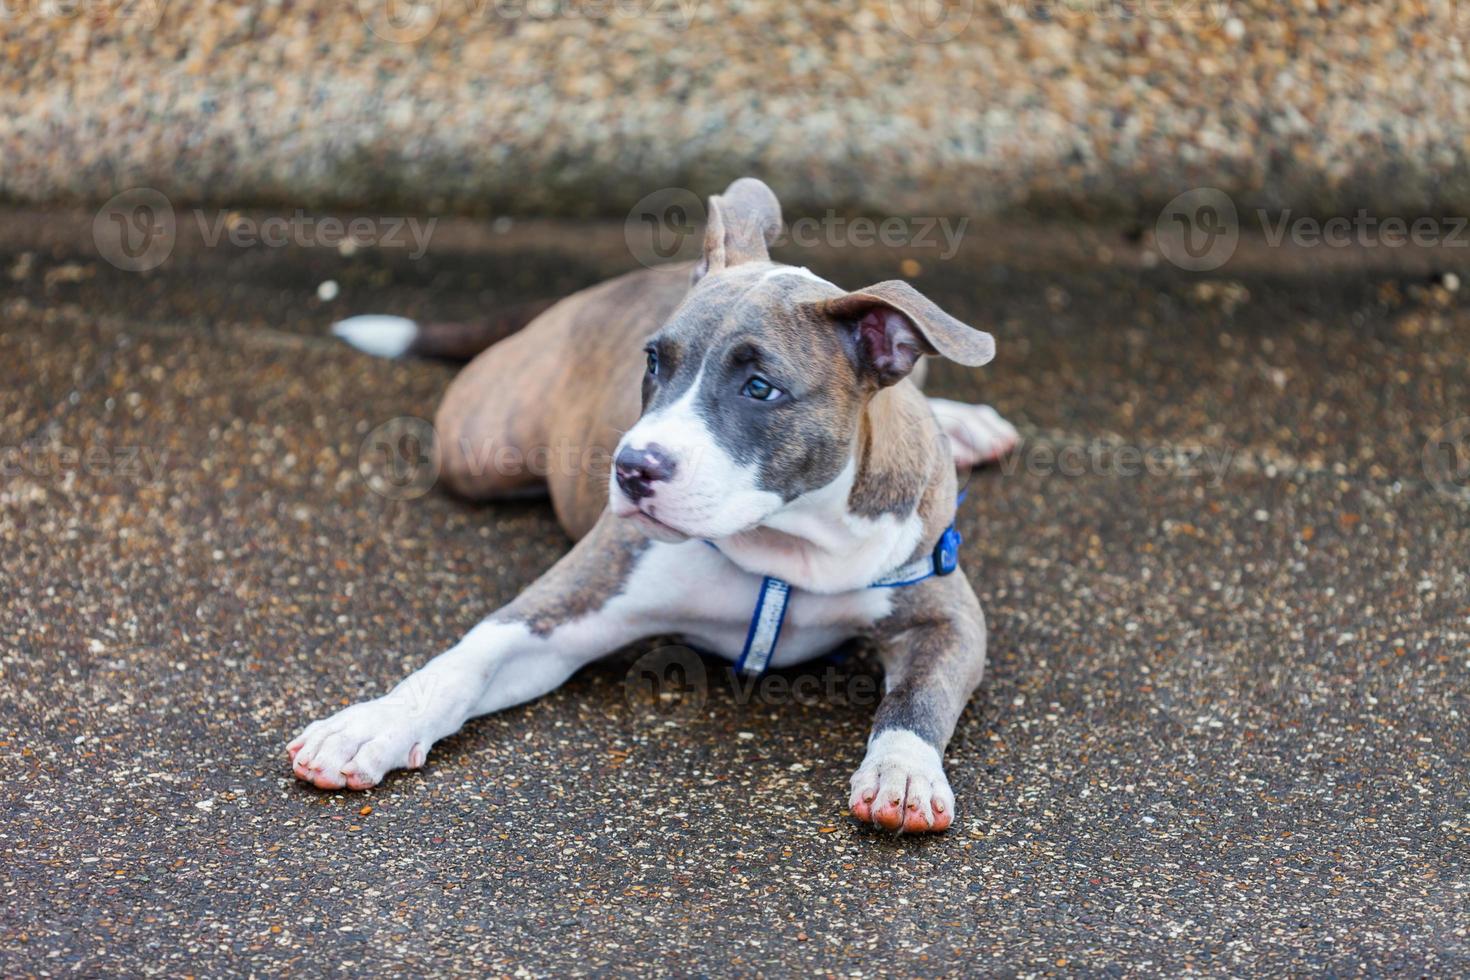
[615,444,676,500]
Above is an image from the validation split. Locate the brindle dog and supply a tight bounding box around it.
[291,178,1019,832]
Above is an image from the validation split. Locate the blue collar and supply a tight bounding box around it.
[721,494,965,677]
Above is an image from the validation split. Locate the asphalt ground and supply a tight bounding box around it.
[2,208,1468,975]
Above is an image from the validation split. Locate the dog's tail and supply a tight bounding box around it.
[330,299,555,361]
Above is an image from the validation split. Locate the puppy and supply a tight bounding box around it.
[290,178,1018,832]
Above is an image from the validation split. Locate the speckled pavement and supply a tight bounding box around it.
[2,210,1469,976]
[6,3,1470,219]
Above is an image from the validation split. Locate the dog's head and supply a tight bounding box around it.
[609,178,995,542]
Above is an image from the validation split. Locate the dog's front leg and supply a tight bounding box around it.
[849,575,988,833]
[288,516,652,790]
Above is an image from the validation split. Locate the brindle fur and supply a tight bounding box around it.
[440,264,972,546]
[433,177,993,816]
[435,262,691,538]
[493,514,650,638]
[868,572,988,748]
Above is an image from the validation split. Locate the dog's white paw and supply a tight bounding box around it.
[848,729,956,833]
[287,697,430,790]
[929,399,1019,469]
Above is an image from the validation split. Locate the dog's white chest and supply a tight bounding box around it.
[623,540,895,666]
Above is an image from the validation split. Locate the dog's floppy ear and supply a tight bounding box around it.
[694,178,783,282]
[814,279,996,387]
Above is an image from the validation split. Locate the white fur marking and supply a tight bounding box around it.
[331,315,419,358]
[613,367,784,539]
[612,539,895,665]
[718,457,925,593]
[289,532,904,790]
[289,612,645,789]
[759,265,831,287]
[849,728,955,830]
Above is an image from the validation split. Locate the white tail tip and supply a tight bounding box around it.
[331,315,419,359]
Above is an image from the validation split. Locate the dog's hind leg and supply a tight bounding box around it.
[287,514,654,790]
[432,321,560,501]
[927,397,1019,469]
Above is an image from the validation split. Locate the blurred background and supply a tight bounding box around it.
[5,0,1469,219]
[5,2,1470,976]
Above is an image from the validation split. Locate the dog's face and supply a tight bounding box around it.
[608,179,994,542]
[609,266,862,541]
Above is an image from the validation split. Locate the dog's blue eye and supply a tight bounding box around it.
[742,376,781,401]
[645,348,659,377]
